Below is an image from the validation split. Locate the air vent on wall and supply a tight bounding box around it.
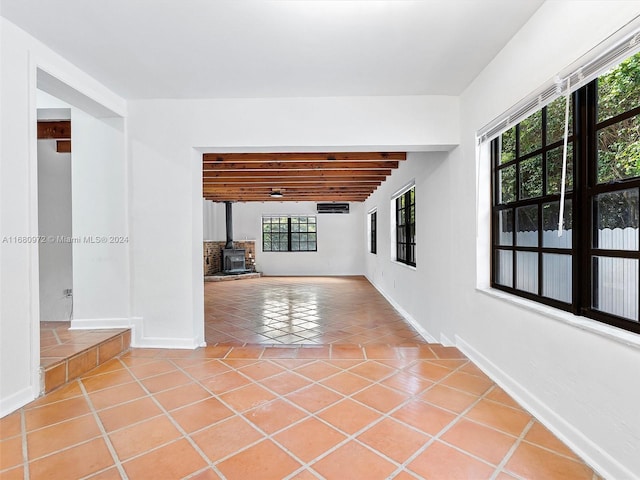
[317,203,350,214]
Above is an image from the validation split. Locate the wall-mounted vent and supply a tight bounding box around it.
[317,203,350,214]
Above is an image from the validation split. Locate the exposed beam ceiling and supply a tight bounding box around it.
[203,152,405,202]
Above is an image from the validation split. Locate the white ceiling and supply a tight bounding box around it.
[2,0,544,100]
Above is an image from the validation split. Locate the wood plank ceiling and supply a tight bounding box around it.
[203,152,405,202]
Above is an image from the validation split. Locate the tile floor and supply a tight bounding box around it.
[205,276,425,345]
[1,345,600,479]
[1,277,600,479]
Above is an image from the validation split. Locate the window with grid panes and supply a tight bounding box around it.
[370,210,377,254]
[262,216,317,252]
[491,51,640,334]
[396,187,415,266]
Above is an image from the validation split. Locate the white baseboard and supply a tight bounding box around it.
[1,386,35,418]
[131,336,202,349]
[70,317,131,330]
[365,275,437,343]
[455,335,633,480]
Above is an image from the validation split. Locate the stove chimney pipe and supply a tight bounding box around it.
[225,201,233,249]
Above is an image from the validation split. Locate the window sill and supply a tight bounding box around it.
[476,287,640,350]
[392,260,417,271]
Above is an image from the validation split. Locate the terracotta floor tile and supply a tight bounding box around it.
[220,383,276,412]
[271,358,315,369]
[109,415,182,460]
[358,417,429,464]
[226,346,265,359]
[259,371,311,395]
[28,437,114,480]
[318,398,381,434]
[408,440,494,480]
[313,440,397,480]
[238,361,285,381]
[80,369,136,393]
[170,397,234,433]
[350,361,396,382]
[244,398,308,434]
[285,384,343,413]
[191,416,264,462]
[274,417,346,462]
[0,412,22,439]
[363,345,401,359]
[294,361,341,381]
[392,400,458,436]
[0,436,23,471]
[352,384,408,413]
[186,467,223,480]
[200,370,252,394]
[0,465,24,480]
[420,384,478,414]
[429,345,467,359]
[83,467,123,479]
[524,421,581,459]
[289,469,320,480]
[331,344,365,359]
[504,441,595,480]
[381,371,433,396]
[296,346,331,358]
[441,370,494,396]
[465,399,532,436]
[485,386,523,410]
[182,359,232,380]
[97,397,163,432]
[27,414,101,460]
[441,418,517,465]
[153,382,212,411]
[28,382,84,409]
[88,382,147,411]
[24,396,91,431]
[406,361,452,382]
[217,439,301,480]
[139,370,192,393]
[320,371,371,395]
[122,439,207,480]
[127,359,177,379]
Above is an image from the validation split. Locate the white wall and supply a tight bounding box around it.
[363,2,640,478]
[37,139,72,322]
[128,95,459,349]
[70,109,129,329]
[0,17,126,416]
[234,201,363,276]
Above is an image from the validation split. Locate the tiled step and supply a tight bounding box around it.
[42,329,131,393]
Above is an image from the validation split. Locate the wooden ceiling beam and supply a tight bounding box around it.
[37,121,71,139]
[202,166,391,179]
[203,152,405,162]
[205,196,369,202]
[56,140,71,153]
[202,161,398,170]
[203,181,385,189]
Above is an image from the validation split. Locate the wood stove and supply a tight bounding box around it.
[222,248,246,274]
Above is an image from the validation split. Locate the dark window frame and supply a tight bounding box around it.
[370,210,377,254]
[395,187,416,266]
[262,215,317,252]
[491,59,640,335]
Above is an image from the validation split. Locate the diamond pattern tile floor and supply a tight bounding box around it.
[3,277,601,479]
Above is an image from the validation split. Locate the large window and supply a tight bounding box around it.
[262,216,317,252]
[395,187,416,266]
[491,51,640,334]
[369,210,377,254]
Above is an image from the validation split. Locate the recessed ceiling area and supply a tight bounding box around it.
[1,0,545,99]
[203,152,405,202]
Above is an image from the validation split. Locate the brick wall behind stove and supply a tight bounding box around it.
[203,241,256,275]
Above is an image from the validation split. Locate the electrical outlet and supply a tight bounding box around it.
[63,288,73,297]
